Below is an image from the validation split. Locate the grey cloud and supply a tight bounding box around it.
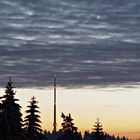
[0,0,140,88]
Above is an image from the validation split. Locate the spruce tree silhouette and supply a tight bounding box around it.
[61,113,77,133]
[91,118,104,140]
[23,96,43,140]
[57,112,82,140]
[0,78,23,140]
[0,102,6,139]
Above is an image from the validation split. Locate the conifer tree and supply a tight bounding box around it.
[0,78,23,140]
[0,103,6,138]
[23,96,43,140]
[57,113,82,140]
[61,112,77,133]
[92,118,104,140]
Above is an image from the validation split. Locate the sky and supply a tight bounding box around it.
[0,0,140,139]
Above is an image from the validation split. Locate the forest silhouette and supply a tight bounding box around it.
[0,79,129,140]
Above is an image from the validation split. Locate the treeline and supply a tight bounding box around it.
[0,79,128,140]
[44,115,128,140]
[0,78,43,140]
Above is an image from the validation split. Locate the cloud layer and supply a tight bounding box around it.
[0,0,140,88]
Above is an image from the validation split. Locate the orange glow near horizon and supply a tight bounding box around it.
[0,86,140,139]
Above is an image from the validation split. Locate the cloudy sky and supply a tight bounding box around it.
[0,0,140,139]
[0,0,140,88]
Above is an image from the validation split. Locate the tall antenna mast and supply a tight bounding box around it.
[53,75,57,132]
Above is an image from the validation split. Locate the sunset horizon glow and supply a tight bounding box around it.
[1,84,140,139]
[0,1,140,139]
